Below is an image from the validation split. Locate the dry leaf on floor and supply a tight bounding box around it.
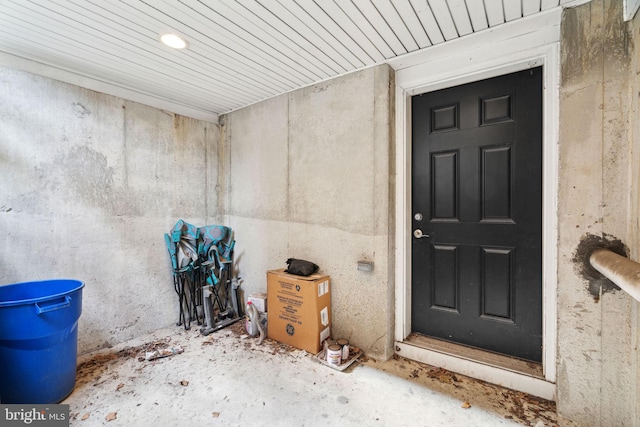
[212,412,221,418]
[81,413,90,420]
[180,380,189,386]
[437,374,452,384]
[461,402,471,409]
[105,412,117,421]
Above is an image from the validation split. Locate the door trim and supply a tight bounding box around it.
[390,8,560,400]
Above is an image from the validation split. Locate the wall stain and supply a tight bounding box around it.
[34,144,124,214]
[72,102,92,118]
[572,232,628,301]
[65,145,118,210]
[561,1,631,86]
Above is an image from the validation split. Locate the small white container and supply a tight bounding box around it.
[336,338,349,361]
[326,344,342,365]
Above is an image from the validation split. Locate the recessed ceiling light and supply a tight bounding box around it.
[160,33,188,49]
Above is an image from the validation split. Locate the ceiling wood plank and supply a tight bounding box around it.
[2,2,257,110]
[294,0,386,63]
[503,0,523,21]
[158,0,309,89]
[46,0,289,97]
[464,0,489,32]
[427,0,459,40]
[177,0,315,88]
[319,0,393,60]
[274,0,365,69]
[409,0,445,45]
[208,0,330,81]
[351,0,408,56]
[391,0,432,48]
[484,0,506,27]
[235,0,345,75]
[523,0,542,16]
[0,29,238,112]
[541,0,560,10]
[51,0,285,101]
[370,0,420,52]
[0,0,571,116]
[447,0,474,36]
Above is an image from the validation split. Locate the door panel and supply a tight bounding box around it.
[432,244,459,311]
[411,67,542,362]
[431,151,458,219]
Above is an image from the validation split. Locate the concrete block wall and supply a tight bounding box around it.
[0,61,395,361]
[222,65,395,360]
[0,67,219,354]
[557,1,640,425]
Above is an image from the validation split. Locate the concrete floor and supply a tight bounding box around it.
[63,322,558,427]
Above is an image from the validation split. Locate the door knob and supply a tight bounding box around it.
[413,229,429,239]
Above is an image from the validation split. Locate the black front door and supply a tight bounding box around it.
[411,67,543,362]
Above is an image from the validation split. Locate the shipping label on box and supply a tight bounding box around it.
[317,280,329,297]
[267,269,331,354]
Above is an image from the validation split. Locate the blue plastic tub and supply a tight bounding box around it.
[0,279,84,404]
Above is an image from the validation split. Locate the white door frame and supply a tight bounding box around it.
[389,8,560,401]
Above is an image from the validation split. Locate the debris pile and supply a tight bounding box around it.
[144,346,184,361]
[375,354,558,426]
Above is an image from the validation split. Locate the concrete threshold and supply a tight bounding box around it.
[63,323,558,426]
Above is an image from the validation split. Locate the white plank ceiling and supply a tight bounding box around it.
[0,0,585,120]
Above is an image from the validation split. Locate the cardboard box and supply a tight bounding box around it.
[248,292,267,313]
[267,269,331,354]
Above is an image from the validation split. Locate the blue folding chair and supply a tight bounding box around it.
[164,220,201,330]
[198,225,241,335]
[165,221,241,333]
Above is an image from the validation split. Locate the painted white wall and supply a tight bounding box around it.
[222,65,395,359]
[0,67,219,354]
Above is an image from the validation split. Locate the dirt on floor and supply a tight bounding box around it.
[71,321,563,426]
[365,354,560,427]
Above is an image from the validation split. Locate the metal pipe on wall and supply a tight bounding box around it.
[589,249,640,303]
